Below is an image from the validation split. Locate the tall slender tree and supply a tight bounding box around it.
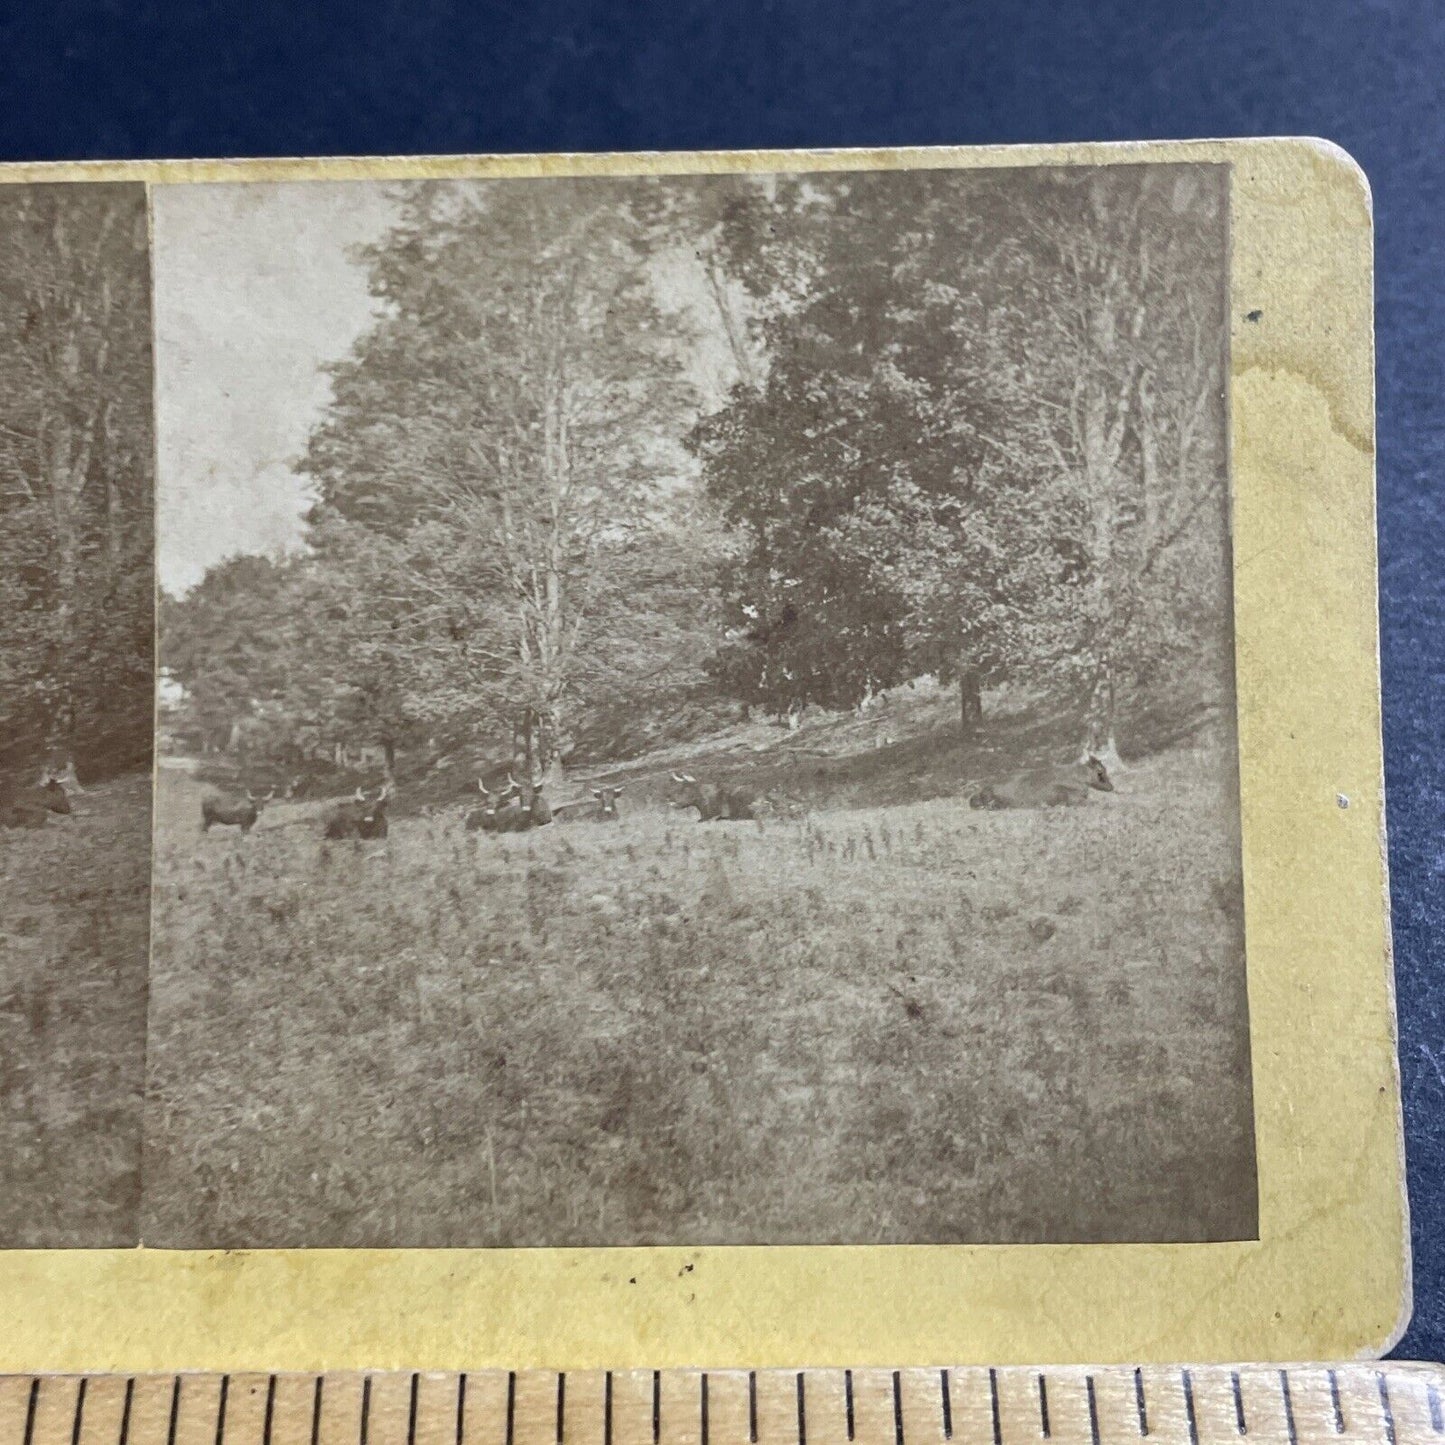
[298,179,702,780]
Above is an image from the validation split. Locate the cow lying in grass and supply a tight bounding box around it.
[969,756,1115,809]
[0,776,72,829]
[466,776,550,833]
[552,785,624,824]
[668,771,757,821]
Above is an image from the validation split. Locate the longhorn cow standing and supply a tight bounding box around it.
[201,787,275,833]
[323,785,389,839]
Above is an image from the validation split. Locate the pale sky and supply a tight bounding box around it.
[152,178,740,596]
[153,181,402,594]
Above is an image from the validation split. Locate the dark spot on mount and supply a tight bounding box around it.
[1245,309,1263,322]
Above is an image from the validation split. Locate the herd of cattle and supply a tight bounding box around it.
[189,767,765,840]
[0,755,1116,835]
[188,755,1115,839]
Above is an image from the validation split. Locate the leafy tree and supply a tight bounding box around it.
[689,171,1036,728]
[636,173,833,394]
[0,183,154,781]
[292,179,704,779]
[951,165,1233,756]
[689,368,930,720]
[690,165,1232,750]
[160,556,316,757]
[163,166,1232,784]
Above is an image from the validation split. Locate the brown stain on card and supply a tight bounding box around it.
[1231,141,1375,457]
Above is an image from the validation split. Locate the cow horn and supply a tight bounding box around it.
[671,771,687,783]
[682,772,696,783]
[476,778,487,794]
[613,784,624,794]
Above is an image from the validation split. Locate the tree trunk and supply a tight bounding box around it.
[958,669,984,735]
[382,736,397,783]
[516,712,535,784]
[514,707,565,786]
[1084,657,1121,768]
[704,248,758,391]
[539,708,565,787]
[48,460,81,768]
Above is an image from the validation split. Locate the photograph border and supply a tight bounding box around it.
[0,137,1404,1367]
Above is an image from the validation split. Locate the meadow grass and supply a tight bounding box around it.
[0,773,150,1245]
[143,725,1256,1248]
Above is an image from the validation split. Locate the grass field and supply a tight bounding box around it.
[0,773,151,1246]
[143,695,1257,1249]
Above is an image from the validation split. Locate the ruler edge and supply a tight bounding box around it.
[7,1362,1441,1377]
[8,1362,1443,1445]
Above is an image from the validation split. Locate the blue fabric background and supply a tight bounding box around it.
[0,0,1439,1363]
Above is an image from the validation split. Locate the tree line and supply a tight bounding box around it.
[0,183,155,785]
[161,165,1235,784]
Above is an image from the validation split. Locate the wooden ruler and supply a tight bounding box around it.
[2,1368,1442,1445]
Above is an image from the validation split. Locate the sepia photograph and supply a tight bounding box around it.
[0,181,155,1247]
[141,163,1257,1249]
